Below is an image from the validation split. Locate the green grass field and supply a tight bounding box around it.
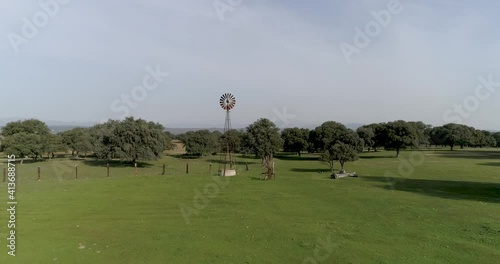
[1,149,499,263]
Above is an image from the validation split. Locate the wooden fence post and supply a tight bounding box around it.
[162,164,166,175]
[107,163,110,178]
[186,163,189,174]
[37,166,41,181]
[75,164,78,180]
[135,163,138,176]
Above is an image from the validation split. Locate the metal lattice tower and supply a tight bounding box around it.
[219,93,236,176]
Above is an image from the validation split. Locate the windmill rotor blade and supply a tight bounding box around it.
[219,93,235,110]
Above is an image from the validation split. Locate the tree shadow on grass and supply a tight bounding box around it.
[83,160,154,168]
[7,159,46,164]
[205,159,259,166]
[433,150,500,160]
[363,176,500,203]
[290,168,331,173]
[478,162,500,167]
[169,154,203,159]
[359,155,396,159]
[238,155,263,160]
[274,154,320,161]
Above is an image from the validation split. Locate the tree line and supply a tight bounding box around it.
[177,119,499,172]
[179,120,500,156]
[1,118,498,170]
[0,117,173,163]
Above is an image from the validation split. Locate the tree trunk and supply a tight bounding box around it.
[262,154,275,180]
[396,147,400,157]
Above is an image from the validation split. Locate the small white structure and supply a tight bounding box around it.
[219,169,237,177]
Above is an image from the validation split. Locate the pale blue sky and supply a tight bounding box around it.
[1,0,499,129]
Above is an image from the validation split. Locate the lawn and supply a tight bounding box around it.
[0,148,499,263]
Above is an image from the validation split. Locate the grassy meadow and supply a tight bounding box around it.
[0,147,499,263]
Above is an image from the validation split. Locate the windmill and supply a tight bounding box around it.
[219,93,237,176]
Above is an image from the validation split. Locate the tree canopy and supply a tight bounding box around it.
[245,118,283,159]
[493,132,500,147]
[310,121,349,152]
[281,127,309,156]
[181,130,219,156]
[1,119,51,137]
[356,126,375,152]
[382,120,419,157]
[89,118,168,163]
[325,142,360,171]
[219,129,243,154]
[315,121,363,172]
[45,133,67,158]
[60,128,92,156]
[442,123,473,150]
[408,121,432,146]
[0,116,497,166]
[435,124,497,150]
[1,119,51,161]
[3,132,45,161]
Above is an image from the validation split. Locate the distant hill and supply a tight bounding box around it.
[166,128,226,135]
[345,123,365,130]
[0,118,92,134]
[301,123,365,131]
[0,118,23,126]
[166,123,365,135]
[49,125,90,133]
[0,118,497,135]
